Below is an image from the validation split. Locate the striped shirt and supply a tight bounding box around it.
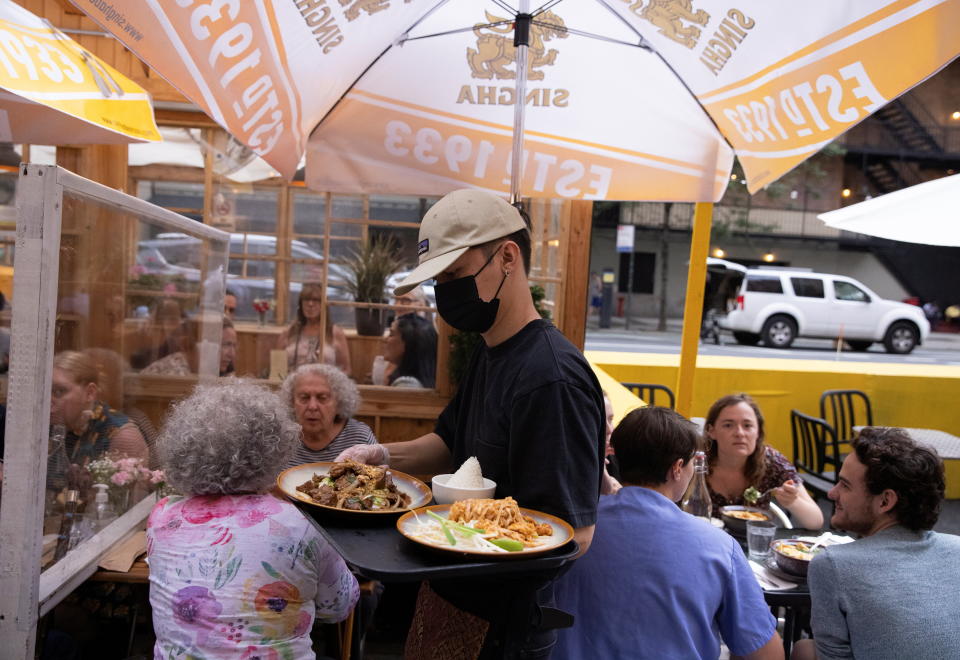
[287,418,378,468]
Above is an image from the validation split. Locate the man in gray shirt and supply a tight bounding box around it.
[793,427,960,660]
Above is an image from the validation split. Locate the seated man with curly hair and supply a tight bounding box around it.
[149,381,359,659]
[793,427,960,660]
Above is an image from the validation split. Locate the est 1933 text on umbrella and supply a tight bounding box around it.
[0,0,160,144]
[75,0,959,412]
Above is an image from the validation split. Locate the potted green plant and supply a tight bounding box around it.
[343,235,402,336]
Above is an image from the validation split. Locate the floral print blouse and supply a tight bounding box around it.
[147,493,359,659]
[708,446,800,516]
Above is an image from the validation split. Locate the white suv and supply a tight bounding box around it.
[720,268,930,354]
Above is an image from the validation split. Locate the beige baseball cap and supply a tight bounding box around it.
[394,189,526,295]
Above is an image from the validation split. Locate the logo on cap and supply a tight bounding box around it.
[418,239,429,256]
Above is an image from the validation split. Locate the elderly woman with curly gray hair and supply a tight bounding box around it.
[148,381,359,659]
[281,363,382,468]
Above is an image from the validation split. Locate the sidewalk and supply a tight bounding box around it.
[586,314,960,350]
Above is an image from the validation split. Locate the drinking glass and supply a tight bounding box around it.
[746,520,777,559]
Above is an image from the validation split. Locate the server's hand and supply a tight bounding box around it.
[335,443,390,466]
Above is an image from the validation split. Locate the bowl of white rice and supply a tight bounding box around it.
[432,457,496,504]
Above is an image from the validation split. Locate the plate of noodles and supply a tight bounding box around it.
[396,497,574,558]
[277,461,432,515]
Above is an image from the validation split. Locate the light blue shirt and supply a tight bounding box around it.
[554,486,776,660]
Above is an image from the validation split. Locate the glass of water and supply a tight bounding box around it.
[746,520,777,559]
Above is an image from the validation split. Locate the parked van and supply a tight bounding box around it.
[719,267,930,354]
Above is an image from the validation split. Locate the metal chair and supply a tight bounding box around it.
[820,389,873,444]
[790,409,842,500]
[621,382,675,409]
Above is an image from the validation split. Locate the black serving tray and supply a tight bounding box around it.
[299,505,579,583]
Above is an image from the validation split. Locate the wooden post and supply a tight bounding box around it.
[558,200,593,350]
[675,202,713,418]
[0,165,63,656]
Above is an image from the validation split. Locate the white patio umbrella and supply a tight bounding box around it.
[73,0,960,200]
[818,173,960,247]
[0,0,160,144]
[75,0,960,413]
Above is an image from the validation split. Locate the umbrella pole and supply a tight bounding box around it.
[675,202,714,418]
[509,5,531,204]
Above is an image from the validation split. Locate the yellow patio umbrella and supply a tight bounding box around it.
[0,0,160,144]
[75,0,960,413]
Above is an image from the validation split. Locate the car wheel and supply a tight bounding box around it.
[883,321,918,354]
[733,331,760,346]
[847,340,872,352]
[761,315,797,349]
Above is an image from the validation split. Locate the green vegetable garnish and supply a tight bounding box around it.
[489,538,524,552]
[321,477,334,487]
[743,487,761,504]
[426,510,457,545]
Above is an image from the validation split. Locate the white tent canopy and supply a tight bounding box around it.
[818,173,960,247]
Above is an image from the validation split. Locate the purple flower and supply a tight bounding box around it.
[172,586,222,631]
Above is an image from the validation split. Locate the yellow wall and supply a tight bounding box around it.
[589,351,960,498]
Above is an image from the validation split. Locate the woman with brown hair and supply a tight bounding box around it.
[704,393,823,529]
[277,282,351,374]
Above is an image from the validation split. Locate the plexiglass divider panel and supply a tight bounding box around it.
[0,165,229,655]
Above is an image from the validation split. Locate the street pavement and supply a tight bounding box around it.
[585,317,960,366]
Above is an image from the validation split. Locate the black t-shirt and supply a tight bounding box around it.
[435,319,605,528]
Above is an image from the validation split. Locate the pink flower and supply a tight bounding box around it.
[163,282,177,294]
[150,470,165,485]
[182,495,236,525]
[117,457,140,471]
[110,471,131,486]
[147,498,203,545]
[293,609,312,637]
[232,495,283,528]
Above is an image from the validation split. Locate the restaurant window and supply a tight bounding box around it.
[131,127,577,390]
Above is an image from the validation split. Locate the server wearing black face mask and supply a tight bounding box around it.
[337,189,605,659]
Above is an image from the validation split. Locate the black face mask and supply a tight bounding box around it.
[435,246,508,333]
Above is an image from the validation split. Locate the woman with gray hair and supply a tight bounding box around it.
[282,363,380,468]
[148,381,358,659]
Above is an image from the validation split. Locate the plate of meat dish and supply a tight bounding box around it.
[397,497,574,558]
[277,460,432,515]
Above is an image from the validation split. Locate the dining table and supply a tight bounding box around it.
[726,524,816,657]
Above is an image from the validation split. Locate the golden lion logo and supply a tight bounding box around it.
[467,10,568,81]
[339,0,411,22]
[626,0,710,49]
